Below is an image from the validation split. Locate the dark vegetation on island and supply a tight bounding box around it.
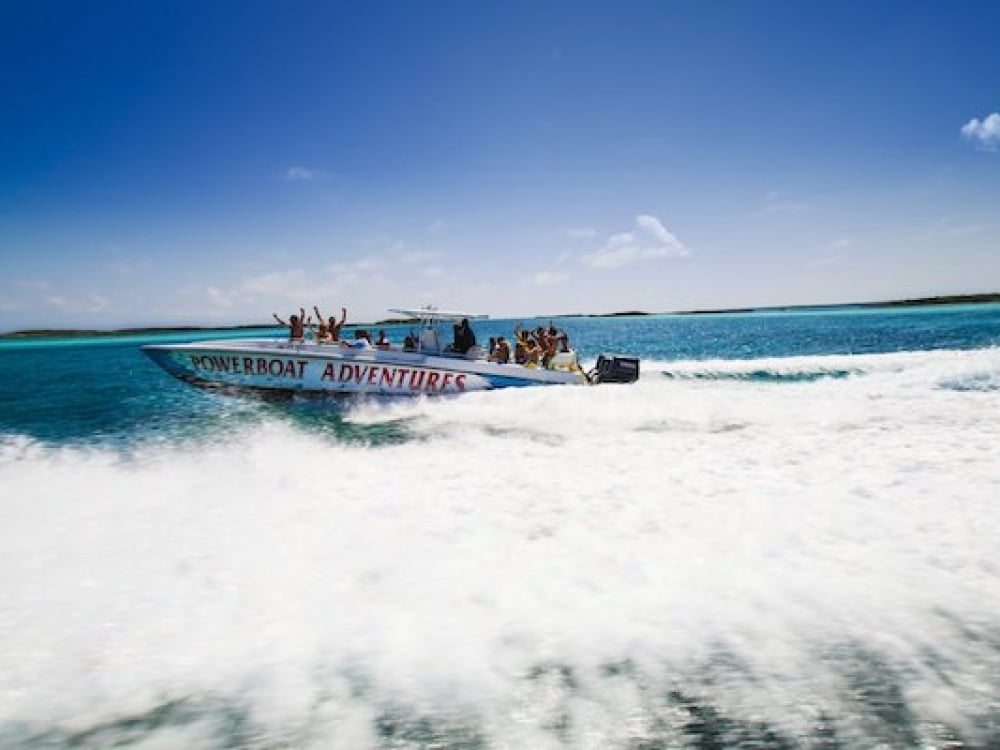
[867,292,1000,307]
[2,294,998,339]
[675,292,1000,315]
[0,323,274,340]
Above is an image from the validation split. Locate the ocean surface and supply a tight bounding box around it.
[1,304,999,749]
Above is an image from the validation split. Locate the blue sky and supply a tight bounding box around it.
[1,0,998,330]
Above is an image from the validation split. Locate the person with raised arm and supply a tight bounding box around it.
[272,307,309,342]
[314,305,347,342]
[313,314,332,343]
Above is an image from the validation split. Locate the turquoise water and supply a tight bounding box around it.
[2,304,997,447]
[1,304,999,748]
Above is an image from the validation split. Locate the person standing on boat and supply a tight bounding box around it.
[313,315,332,343]
[315,305,347,342]
[273,308,309,342]
[452,318,477,354]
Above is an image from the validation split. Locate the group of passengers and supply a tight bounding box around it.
[519,324,571,367]
[272,305,347,344]
[274,303,403,351]
[487,324,570,367]
[273,307,570,366]
[443,319,571,367]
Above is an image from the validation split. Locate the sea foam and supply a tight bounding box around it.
[1,347,999,747]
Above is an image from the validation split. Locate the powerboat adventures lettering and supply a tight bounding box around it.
[142,307,640,395]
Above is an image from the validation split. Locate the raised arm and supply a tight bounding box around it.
[339,307,347,326]
[272,313,287,326]
[314,305,324,322]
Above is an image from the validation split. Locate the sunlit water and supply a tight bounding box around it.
[1,307,999,748]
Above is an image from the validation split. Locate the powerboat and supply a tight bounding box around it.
[142,307,639,396]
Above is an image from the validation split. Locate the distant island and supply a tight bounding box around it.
[675,292,1000,316]
[2,293,998,339]
[865,292,1000,308]
[0,323,274,340]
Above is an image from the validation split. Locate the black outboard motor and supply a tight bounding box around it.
[588,355,640,384]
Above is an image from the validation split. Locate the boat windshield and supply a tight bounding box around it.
[389,307,487,356]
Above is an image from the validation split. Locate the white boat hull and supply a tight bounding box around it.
[143,339,588,395]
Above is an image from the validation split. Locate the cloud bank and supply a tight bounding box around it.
[961,112,1000,150]
[583,214,689,269]
[527,270,569,286]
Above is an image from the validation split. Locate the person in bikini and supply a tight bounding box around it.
[525,334,541,365]
[513,332,528,364]
[513,330,540,365]
[314,305,347,343]
[313,315,332,343]
[273,308,310,342]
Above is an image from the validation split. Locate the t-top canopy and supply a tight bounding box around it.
[388,307,488,322]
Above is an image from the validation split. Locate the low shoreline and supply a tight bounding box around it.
[674,292,1000,316]
[2,294,997,339]
[0,324,275,340]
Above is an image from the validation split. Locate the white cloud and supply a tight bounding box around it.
[526,270,569,286]
[582,214,689,269]
[206,286,236,308]
[916,217,990,241]
[326,256,386,275]
[285,166,317,181]
[201,265,361,315]
[352,256,384,273]
[635,214,679,246]
[241,269,310,296]
[807,237,853,268]
[961,112,1000,150]
[83,294,110,312]
[423,266,445,278]
[567,227,597,239]
[38,292,109,313]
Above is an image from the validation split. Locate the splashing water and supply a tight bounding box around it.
[2,341,1000,748]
